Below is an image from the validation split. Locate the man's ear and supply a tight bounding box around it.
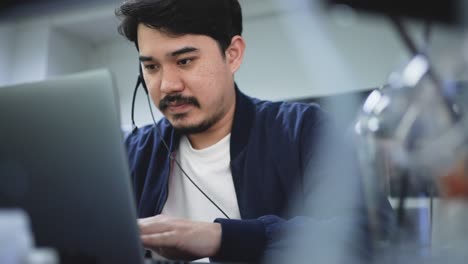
[225,36,245,74]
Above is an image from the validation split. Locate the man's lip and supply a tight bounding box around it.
[168,102,187,107]
[167,103,193,113]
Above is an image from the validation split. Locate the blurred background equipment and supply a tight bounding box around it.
[326,0,463,25]
[326,0,468,262]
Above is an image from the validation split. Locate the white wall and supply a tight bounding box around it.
[9,21,50,84]
[46,28,93,78]
[238,7,360,100]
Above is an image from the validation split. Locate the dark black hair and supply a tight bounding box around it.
[116,0,243,53]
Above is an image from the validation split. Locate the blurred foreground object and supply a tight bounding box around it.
[0,210,34,264]
[355,54,468,262]
[355,53,468,218]
[326,0,468,261]
[0,210,58,264]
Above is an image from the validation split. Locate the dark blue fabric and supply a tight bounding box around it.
[213,218,267,261]
[125,87,394,262]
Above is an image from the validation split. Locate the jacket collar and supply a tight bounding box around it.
[230,84,255,160]
[167,83,255,160]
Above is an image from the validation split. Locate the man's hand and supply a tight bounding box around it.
[138,215,222,260]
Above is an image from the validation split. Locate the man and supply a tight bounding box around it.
[116,0,393,262]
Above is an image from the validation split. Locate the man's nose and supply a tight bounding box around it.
[159,69,184,94]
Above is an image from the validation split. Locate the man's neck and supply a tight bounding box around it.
[187,101,236,150]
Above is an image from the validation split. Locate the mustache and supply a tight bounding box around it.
[159,94,201,111]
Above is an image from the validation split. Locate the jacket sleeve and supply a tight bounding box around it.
[212,107,395,262]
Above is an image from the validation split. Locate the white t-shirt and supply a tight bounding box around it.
[161,134,241,222]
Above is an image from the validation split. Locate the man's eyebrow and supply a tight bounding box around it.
[138,47,199,62]
[168,47,199,57]
[139,56,154,62]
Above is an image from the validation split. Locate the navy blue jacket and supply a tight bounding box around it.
[125,87,393,262]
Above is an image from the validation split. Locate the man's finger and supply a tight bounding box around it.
[138,219,173,235]
[141,231,177,248]
[138,215,174,234]
[137,218,151,225]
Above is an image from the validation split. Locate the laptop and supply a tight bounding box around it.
[0,70,145,264]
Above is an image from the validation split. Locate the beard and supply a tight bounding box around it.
[171,106,225,135]
[159,93,226,135]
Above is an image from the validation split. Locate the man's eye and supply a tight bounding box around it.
[178,58,193,66]
[144,64,157,70]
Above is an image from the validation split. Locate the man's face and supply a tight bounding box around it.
[137,24,238,134]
